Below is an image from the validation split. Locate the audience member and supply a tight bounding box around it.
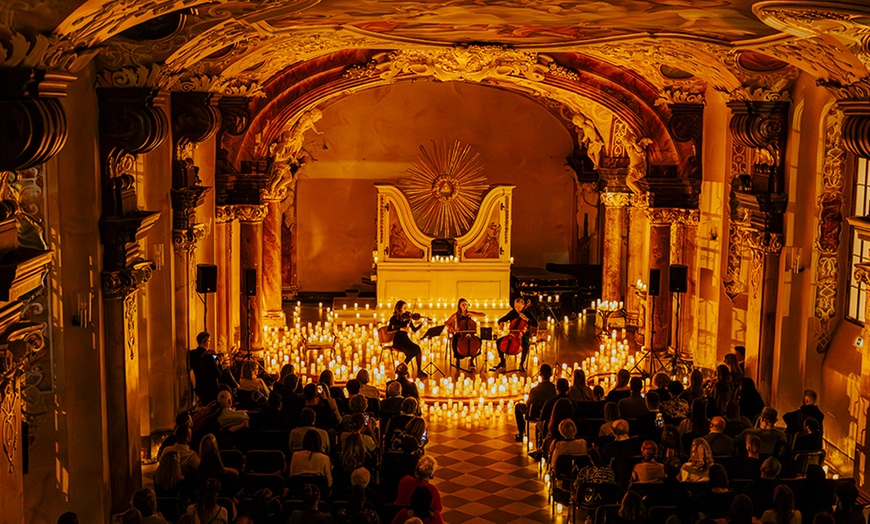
[660,381,690,421]
[159,425,200,475]
[197,433,237,493]
[550,419,588,467]
[659,424,685,461]
[216,390,250,432]
[795,464,835,523]
[541,378,571,423]
[153,450,185,497]
[728,494,755,524]
[592,385,606,402]
[680,438,714,481]
[391,486,443,524]
[740,378,766,424]
[724,400,753,437]
[630,440,664,483]
[834,484,865,524]
[618,377,650,419]
[319,369,345,400]
[237,359,270,404]
[605,369,632,404]
[617,491,647,524]
[381,382,405,414]
[394,455,443,512]
[568,368,594,402]
[384,397,418,445]
[761,485,801,524]
[679,398,711,451]
[287,485,333,524]
[792,417,823,453]
[599,402,622,437]
[131,489,167,524]
[514,364,556,442]
[189,332,221,405]
[633,391,662,441]
[344,378,361,397]
[289,429,333,487]
[783,390,825,437]
[356,369,381,399]
[733,434,763,480]
[302,382,341,431]
[289,408,330,454]
[742,457,782,517]
[736,407,788,455]
[704,416,735,455]
[650,373,672,401]
[680,369,705,404]
[386,363,420,400]
[182,479,227,524]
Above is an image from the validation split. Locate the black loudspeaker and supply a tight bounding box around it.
[669,264,688,293]
[196,264,218,293]
[480,327,493,341]
[648,269,661,297]
[244,268,257,297]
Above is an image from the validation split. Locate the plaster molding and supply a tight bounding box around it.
[600,192,631,208]
[232,204,269,223]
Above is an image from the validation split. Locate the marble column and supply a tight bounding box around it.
[670,210,702,364]
[261,193,287,328]
[646,209,674,352]
[214,206,234,352]
[743,230,783,402]
[237,204,268,352]
[626,194,649,327]
[601,192,630,303]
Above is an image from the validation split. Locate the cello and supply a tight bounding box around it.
[497,315,528,356]
[455,313,482,358]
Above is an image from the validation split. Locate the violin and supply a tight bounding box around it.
[455,314,482,358]
[401,311,433,322]
[497,315,528,356]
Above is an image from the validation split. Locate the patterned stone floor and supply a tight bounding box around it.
[423,414,571,523]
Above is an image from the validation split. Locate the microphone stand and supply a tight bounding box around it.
[539,299,568,367]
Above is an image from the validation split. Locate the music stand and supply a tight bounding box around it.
[420,325,446,377]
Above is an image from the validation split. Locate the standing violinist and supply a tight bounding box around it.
[388,300,428,378]
[445,298,485,368]
[491,297,538,373]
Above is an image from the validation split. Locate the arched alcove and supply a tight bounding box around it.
[295,80,576,292]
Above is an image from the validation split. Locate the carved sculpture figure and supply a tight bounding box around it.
[624,135,653,195]
[572,113,605,169]
[268,108,323,195]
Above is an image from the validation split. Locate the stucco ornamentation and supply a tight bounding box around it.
[601,192,631,208]
[813,109,846,352]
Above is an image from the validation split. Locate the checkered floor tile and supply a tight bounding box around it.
[423,414,572,523]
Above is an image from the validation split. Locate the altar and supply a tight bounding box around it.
[373,183,514,309]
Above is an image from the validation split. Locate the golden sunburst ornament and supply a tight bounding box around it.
[399,140,489,238]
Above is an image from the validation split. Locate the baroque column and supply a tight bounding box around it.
[646,208,674,352]
[214,205,236,352]
[236,204,268,352]
[261,187,288,327]
[600,192,630,303]
[625,194,649,327]
[670,209,702,364]
[97,87,166,513]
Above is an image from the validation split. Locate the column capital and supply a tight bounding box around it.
[101,261,153,299]
[646,207,685,224]
[215,204,236,223]
[629,193,649,208]
[233,204,269,223]
[601,191,631,208]
[172,224,207,253]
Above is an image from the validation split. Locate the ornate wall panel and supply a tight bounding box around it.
[813,108,846,353]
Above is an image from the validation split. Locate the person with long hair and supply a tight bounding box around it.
[545,397,576,451]
[599,402,622,437]
[631,440,664,483]
[762,485,802,524]
[680,438,714,481]
[392,417,427,456]
[569,368,594,402]
[679,398,711,451]
[388,300,427,378]
[289,429,333,487]
[197,433,238,495]
[680,369,705,404]
[183,478,227,524]
[659,424,685,461]
[153,450,184,497]
[739,378,766,424]
[237,359,270,402]
[728,494,755,524]
[444,298,485,367]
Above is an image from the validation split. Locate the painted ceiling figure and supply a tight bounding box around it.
[625,135,653,195]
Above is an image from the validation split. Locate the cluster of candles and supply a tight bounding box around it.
[633,279,649,293]
[580,330,640,390]
[592,299,623,311]
[420,397,517,427]
[430,255,459,263]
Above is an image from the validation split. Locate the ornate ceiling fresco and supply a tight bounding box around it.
[2,0,870,170]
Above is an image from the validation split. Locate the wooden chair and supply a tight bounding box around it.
[377,326,398,366]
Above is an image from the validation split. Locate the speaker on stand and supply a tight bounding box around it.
[668,264,690,376]
[196,264,218,332]
[630,268,665,378]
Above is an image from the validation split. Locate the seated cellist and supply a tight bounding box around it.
[491,297,538,373]
[445,298,485,368]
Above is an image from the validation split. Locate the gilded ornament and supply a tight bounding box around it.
[378,46,542,84]
[95,64,164,89]
[398,141,489,239]
[233,204,269,223]
[601,192,630,208]
[854,262,870,286]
